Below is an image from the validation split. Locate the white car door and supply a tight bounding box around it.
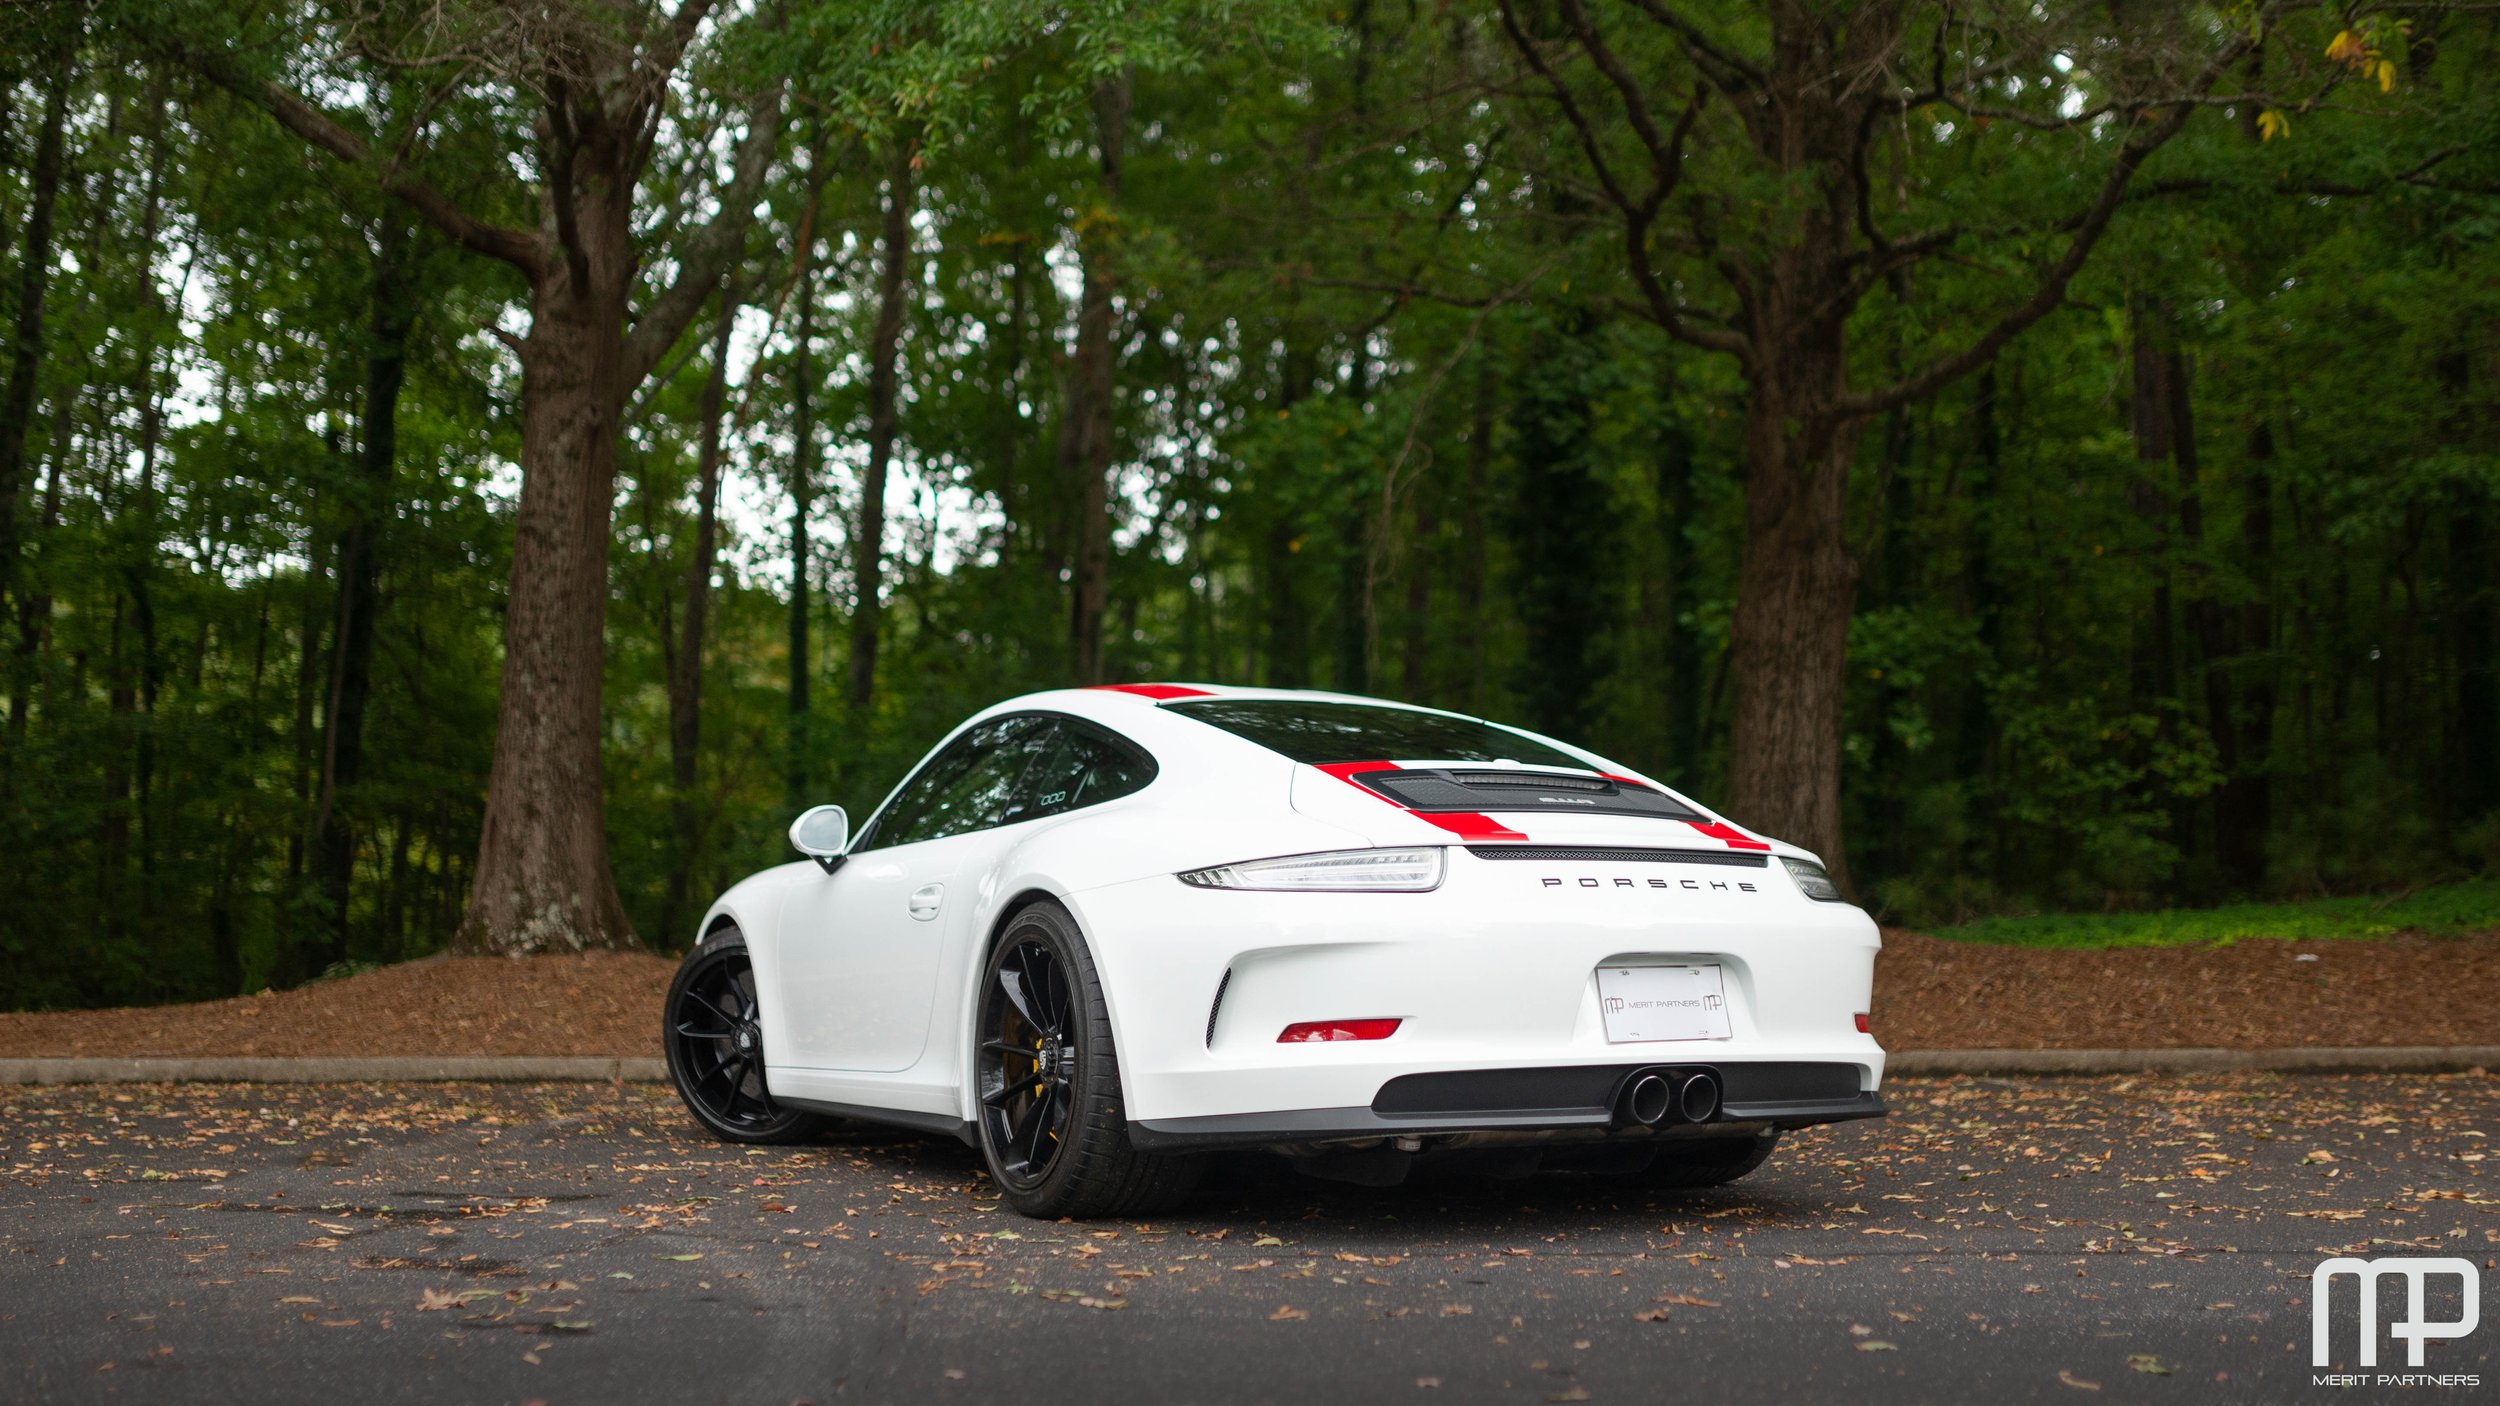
[778,715,1059,1073]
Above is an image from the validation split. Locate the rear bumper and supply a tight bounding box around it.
[1066,849,1885,1126]
[1128,1060,1885,1152]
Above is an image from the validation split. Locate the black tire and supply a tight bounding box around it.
[972,900,1202,1219]
[663,925,830,1145]
[1646,1130,1780,1189]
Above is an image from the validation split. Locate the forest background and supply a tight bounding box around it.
[2,0,2497,1010]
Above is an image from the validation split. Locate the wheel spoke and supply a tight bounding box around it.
[980,1038,1037,1061]
[675,1020,735,1040]
[1003,1094,1037,1161]
[685,990,737,1028]
[718,1056,753,1118]
[1028,947,1065,1036]
[997,966,1041,1031]
[1021,1083,1060,1162]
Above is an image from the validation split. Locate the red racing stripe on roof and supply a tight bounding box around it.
[1685,819,1772,851]
[1086,683,1214,699]
[1312,761,1530,843]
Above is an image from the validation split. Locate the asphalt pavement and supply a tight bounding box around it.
[2,1072,2493,1405]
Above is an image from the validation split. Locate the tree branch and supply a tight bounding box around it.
[1494,0,1642,218]
[1619,0,1763,92]
[206,60,541,274]
[1495,0,1747,362]
[1836,103,2192,417]
[624,78,789,387]
[1838,16,2281,419]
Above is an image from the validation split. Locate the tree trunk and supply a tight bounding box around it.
[2171,346,2238,889]
[1401,486,1436,702]
[786,238,816,809]
[454,182,638,954]
[1335,351,1374,694]
[285,496,330,902]
[2222,420,2278,885]
[1460,356,1492,712]
[8,392,70,732]
[0,41,71,592]
[1062,72,1128,684]
[1658,379,1700,790]
[310,219,414,967]
[663,287,736,945]
[1725,364,1861,884]
[1508,306,1612,742]
[1953,366,2006,833]
[848,138,916,714]
[997,250,1029,568]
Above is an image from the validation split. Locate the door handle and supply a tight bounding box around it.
[907,883,944,921]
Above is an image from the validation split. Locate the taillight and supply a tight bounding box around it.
[1179,847,1445,892]
[1854,1012,1871,1034]
[1278,1018,1402,1044]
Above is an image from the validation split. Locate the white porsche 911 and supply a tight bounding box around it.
[663,684,1885,1218]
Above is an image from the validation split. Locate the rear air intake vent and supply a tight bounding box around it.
[1446,771,1611,792]
[1465,845,1769,868]
[1205,968,1231,1047]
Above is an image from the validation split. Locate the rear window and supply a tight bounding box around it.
[1165,699,1589,770]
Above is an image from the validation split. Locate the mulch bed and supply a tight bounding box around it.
[2,930,2495,1058]
[1871,927,2500,1049]
[0,952,677,1059]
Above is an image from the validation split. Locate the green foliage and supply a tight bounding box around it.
[3,1,2499,1006]
[1932,880,2500,950]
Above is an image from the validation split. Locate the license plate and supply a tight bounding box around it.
[1597,965,1732,1043]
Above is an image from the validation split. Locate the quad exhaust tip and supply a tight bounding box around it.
[1621,1073,1673,1126]
[1615,1068,1721,1127]
[1678,1070,1720,1123]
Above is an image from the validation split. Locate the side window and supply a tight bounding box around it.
[861,715,1056,851]
[1001,721,1157,825]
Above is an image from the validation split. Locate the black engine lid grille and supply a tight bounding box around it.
[1353,768,1702,821]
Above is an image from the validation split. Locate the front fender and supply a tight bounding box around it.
[694,860,821,1061]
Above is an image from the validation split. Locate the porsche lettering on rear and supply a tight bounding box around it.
[1542,875,1762,892]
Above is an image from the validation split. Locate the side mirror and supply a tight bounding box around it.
[789,805,850,874]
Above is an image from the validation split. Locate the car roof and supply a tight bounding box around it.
[983,682,1516,729]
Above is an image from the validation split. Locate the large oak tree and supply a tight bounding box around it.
[1490,0,2409,888]
[195,0,786,951]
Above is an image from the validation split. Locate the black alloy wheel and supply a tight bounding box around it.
[971,900,1202,1218]
[663,928,827,1145]
[976,936,1079,1187]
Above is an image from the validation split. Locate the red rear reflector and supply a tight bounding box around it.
[1854,1012,1871,1034]
[1278,1019,1402,1044]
